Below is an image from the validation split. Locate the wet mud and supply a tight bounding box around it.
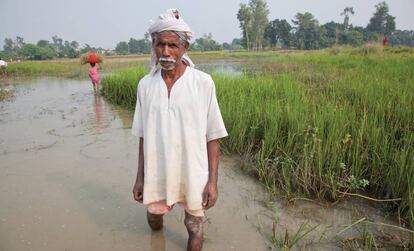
[0,78,409,251]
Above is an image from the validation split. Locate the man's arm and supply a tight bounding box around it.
[202,139,220,209]
[133,137,144,203]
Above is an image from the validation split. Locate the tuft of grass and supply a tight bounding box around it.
[0,88,14,101]
[100,67,147,109]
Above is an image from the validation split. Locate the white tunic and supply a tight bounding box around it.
[132,67,228,210]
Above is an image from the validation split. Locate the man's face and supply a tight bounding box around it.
[154,32,188,71]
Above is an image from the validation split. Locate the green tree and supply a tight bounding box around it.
[37,40,50,47]
[231,38,244,50]
[222,42,232,50]
[346,30,363,46]
[341,7,354,31]
[52,35,64,57]
[249,0,269,50]
[366,2,395,37]
[15,36,25,49]
[70,41,79,50]
[18,44,54,60]
[237,0,269,51]
[264,19,292,48]
[3,38,14,52]
[128,38,140,53]
[321,21,343,46]
[292,12,324,49]
[80,44,92,54]
[390,30,414,47]
[115,41,129,55]
[191,33,222,51]
[237,3,252,50]
[62,40,80,58]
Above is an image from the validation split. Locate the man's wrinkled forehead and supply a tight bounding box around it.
[152,31,178,40]
[152,31,189,45]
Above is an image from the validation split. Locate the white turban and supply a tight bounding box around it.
[148,9,194,74]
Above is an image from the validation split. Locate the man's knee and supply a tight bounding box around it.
[184,212,203,236]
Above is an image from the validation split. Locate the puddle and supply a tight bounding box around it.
[0,78,409,251]
[195,62,242,76]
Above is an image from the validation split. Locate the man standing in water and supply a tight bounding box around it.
[132,9,228,251]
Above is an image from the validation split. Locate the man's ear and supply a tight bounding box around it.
[184,41,189,50]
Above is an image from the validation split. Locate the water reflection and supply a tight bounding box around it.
[150,230,166,251]
[93,94,109,132]
[195,62,242,76]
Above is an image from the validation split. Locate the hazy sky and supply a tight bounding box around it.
[1,0,413,49]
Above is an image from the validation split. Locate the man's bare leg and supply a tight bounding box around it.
[184,211,203,251]
[147,211,164,231]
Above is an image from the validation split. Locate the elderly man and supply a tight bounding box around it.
[132,9,227,251]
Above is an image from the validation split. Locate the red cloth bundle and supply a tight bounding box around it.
[87,53,99,63]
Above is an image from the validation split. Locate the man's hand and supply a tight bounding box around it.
[133,180,144,203]
[133,137,145,203]
[202,182,218,209]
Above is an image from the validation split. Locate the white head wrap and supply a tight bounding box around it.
[148,9,194,74]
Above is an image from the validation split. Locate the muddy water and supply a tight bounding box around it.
[195,62,242,76]
[0,78,269,251]
[0,78,409,251]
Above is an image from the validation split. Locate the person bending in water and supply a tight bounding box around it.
[88,62,100,94]
[131,9,228,251]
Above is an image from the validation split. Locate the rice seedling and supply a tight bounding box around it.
[0,88,13,101]
[100,67,147,109]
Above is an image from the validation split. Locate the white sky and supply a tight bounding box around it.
[0,0,413,49]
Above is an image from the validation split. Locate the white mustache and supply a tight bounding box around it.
[159,57,176,64]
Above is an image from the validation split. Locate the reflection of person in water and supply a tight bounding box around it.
[93,94,107,132]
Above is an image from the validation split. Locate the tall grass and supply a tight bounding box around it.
[4,61,86,78]
[3,57,148,79]
[101,68,147,109]
[101,52,414,230]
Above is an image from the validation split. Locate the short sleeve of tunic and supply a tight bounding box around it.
[206,77,228,141]
[131,81,143,137]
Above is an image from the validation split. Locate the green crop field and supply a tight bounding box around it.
[101,48,414,231]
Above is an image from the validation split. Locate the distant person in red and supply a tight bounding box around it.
[383,36,389,46]
[88,62,100,94]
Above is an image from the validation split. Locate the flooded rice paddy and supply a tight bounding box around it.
[0,78,409,250]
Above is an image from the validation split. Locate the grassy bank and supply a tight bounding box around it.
[101,50,414,232]
[1,56,149,79]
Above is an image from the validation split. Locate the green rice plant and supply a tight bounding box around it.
[6,61,85,78]
[100,52,414,232]
[268,221,319,250]
[100,67,147,109]
[0,88,13,101]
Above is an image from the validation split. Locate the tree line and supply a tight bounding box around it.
[1,1,413,60]
[238,0,414,50]
[0,35,107,61]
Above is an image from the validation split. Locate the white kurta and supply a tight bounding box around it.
[132,66,228,210]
